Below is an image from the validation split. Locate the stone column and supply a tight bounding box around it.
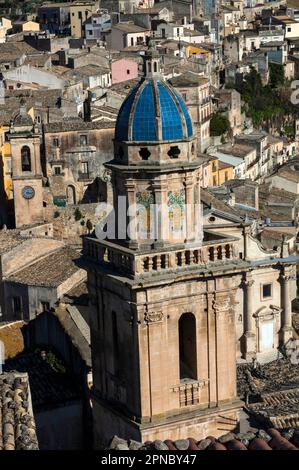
[243,278,256,359]
[125,180,138,249]
[184,175,194,243]
[280,271,293,344]
[152,179,167,248]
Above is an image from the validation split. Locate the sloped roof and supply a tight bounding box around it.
[8,247,84,287]
[0,372,39,450]
[109,428,299,450]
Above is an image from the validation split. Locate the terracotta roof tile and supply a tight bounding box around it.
[0,372,39,450]
[109,428,299,450]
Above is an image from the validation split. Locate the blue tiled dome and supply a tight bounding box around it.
[115,79,193,143]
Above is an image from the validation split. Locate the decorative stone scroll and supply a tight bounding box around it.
[212,294,231,320]
[144,310,163,323]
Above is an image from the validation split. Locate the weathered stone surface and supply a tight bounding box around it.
[129,439,143,450]
[235,432,255,442]
[110,436,128,450]
[153,440,169,450]
[218,432,235,444]
[174,439,189,450]
[257,430,271,441]
[282,429,294,440]
[116,444,129,450]
[197,438,212,450]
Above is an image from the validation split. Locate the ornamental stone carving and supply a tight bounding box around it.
[145,310,163,323]
[213,295,231,319]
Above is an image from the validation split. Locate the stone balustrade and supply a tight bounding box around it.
[84,238,237,277]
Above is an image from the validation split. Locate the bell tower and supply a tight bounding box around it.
[8,105,44,228]
[85,43,242,447]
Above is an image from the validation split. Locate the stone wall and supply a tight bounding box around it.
[52,203,102,245]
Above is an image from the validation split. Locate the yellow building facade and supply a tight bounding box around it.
[70,1,98,38]
[209,158,233,186]
[0,126,12,200]
[186,44,210,59]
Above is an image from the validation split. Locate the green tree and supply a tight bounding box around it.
[269,62,285,88]
[74,208,82,221]
[210,113,231,136]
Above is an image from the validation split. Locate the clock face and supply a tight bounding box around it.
[22,186,35,200]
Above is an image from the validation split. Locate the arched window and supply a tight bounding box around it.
[21,146,31,172]
[179,313,197,380]
[148,62,152,73]
[112,311,120,377]
[154,62,157,73]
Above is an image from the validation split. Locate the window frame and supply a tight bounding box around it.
[261,283,272,300]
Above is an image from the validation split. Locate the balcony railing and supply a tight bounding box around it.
[172,379,209,407]
[84,236,238,278]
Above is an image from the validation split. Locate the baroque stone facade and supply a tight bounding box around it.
[84,43,297,447]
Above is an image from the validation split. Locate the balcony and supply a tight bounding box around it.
[172,379,209,407]
[84,235,239,279]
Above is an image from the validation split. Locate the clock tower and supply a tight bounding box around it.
[8,106,44,228]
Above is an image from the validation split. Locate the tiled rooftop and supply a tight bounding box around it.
[0,372,39,450]
[8,247,83,287]
[0,230,26,255]
[43,120,115,133]
[4,351,82,410]
[109,428,299,450]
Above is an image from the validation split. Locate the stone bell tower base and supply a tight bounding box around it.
[92,395,243,448]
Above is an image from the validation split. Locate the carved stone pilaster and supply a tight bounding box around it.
[240,276,256,360]
[279,271,293,345]
[212,294,231,320]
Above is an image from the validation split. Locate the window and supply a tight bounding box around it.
[88,30,93,36]
[154,62,157,72]
[287,27,292,32]
[212,162,217,172]
[12,297,21,314]
[161,28,165,38]
[225,171,228,181]
[179,313,197,380]
[213,175,217,186]
[21,146,31,172]
[177,28,180,36]
[182,93,187,101]
[127,69,130,75]
[139,147,151,160]
[53,137,60,147]
[79,134,87,146]
[131,37,134,46]
[78,11,82,19]
[81,161,89,175]
[262,283,272,299]
[54,166,61,175]
[168,146,181,159]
